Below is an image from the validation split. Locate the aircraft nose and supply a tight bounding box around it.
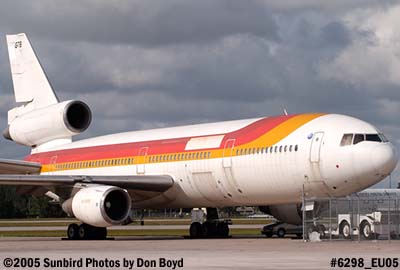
[372,143,398,176]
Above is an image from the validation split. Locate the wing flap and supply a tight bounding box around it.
[0,174,174,192]
[0,158,41,174]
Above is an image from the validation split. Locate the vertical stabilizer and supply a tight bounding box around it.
[6,33,58,110]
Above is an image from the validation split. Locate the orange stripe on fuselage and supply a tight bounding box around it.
[26,113,325,172]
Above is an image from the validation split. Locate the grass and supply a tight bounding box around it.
[0,218,272,227]
[0,217,270,237]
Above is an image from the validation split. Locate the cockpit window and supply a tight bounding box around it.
[340,134,353,146]
[379,133,389,142]
[353,134,365,144]
[366,134,381,142]
[340,133,388,146]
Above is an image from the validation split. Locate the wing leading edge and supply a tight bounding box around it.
[0,158,174,193]
[0,174,174,192]
[0,158,41,174]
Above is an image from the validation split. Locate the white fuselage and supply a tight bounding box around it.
[27,113,397,209]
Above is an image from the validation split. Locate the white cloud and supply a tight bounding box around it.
[319,5,400,90]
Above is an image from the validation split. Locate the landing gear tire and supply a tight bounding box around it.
[216,222,229,238]
[189,222,203,238]
[78,224,90,240]
[72,224,107,240]
[339,221,351,240]
[67,223,79,240]
[202,221,216,237]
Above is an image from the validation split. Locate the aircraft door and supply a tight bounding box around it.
[136,147,148,174]
[305,131,331,197]
[310,132,324,163]
[49,155,58,175]
[222,139,235,168]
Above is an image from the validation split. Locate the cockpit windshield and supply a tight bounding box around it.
[340,133,388,146]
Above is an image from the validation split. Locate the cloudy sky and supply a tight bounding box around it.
[0,0,399,187]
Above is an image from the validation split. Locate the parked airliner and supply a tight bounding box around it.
[0,33,397,239]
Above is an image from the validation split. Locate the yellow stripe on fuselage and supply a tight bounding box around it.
[40,113,324,173]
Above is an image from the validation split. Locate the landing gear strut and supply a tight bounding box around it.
[67,223,107,240]
[189,208,231,238]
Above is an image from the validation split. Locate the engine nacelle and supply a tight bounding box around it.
[260,203,302,225]
[62,185,132,227]
[3,100,91,146]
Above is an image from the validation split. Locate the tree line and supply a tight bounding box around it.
[0,187,65,218]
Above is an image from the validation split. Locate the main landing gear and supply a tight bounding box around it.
[67,223,107,240]
[189,208,231,238]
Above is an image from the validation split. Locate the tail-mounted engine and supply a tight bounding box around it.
[3,100,91,147]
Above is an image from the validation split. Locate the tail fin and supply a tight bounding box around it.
[6,33,58,111]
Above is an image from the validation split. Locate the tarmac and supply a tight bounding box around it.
[0,236,399,270]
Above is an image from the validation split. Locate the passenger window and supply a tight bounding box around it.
[289,145,292,152]
[340,134,353,146]
[295,145,298,151]
[279,146,282,152]
[256,148,260,154]
[274,146,278,153]
[366,134,382,142]
[353,134,365,144]
[284,145,287,152]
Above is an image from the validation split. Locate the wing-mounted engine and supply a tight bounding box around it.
[3,100,91,147]
[62,185,132,227]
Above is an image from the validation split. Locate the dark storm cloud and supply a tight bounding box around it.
[0,0,279,46]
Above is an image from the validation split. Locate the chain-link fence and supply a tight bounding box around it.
[303,190,400,241]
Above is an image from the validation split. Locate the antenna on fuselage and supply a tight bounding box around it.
[283,109,288,116]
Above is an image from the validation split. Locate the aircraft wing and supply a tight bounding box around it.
[0,174,174,192]
[0,158,174,198]
[0,158,41,174]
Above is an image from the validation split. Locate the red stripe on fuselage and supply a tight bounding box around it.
[25,114,298,164]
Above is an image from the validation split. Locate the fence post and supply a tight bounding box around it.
[357,195,360,243]
[302,184,306,242]
[388,196,391,242]
[329,197,332,241]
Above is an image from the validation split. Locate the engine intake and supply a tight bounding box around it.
[64,101,92,133]
[4,100,91,146]
[62,185,131,227]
